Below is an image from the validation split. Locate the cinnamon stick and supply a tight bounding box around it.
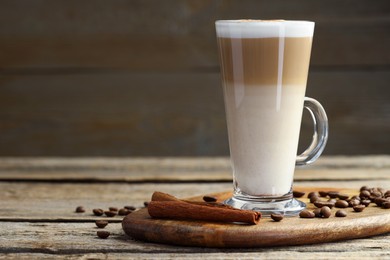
[148,191,261,225]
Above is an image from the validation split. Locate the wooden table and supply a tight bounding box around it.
[1,156,389,259]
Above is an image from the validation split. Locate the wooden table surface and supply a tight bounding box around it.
[0,156,389,259]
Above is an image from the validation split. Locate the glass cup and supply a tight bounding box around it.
[215,20,328,216]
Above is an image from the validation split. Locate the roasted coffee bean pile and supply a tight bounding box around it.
[294,186,389,219]
[74,203,147,239]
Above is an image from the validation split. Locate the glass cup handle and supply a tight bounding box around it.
[296,97,329,166]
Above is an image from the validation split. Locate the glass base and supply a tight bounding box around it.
[224,196,306,216]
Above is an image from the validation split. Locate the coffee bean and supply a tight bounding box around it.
[109,207,118,212]
[104,211,117,217]
[335,210,347,217]
[92,208,104,216]
[337,193,349,200]
[144,201,149,207]
[299,210,315,218]
[97,231,110,239]
[310,195,319,203]
[321,206,332,218]
[314,201,335,209]
[307,192,319,198]
[353,205,366,212]
[384,191,390,198]
[360,186,369,192]
[118,208,131,216]
[270,214,284,222]
[313,208,322,218]
[203,195,218,202]
[328,198,337,204]
[95,220,108,228]
[124,206,136,211]
[335,200,349,208]
[75,206,85,213]
[361,199,371,207]
[370,191,382,200]
[374,198,388,207]
[382,201,390,209]
[351,195,361,201]
[319,191,328,197]
[349,199,360,207]
[293,190,305,198]
[328,191,339,198]
[359,190,371,199]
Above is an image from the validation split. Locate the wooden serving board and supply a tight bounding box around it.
[122,187,390,248]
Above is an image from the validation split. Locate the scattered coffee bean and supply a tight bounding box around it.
[97,231,110,239]
[293,190,305,198]
[118,208,131,216]
[352,195,361,200]
[349,199,361,207]
[92,208,104,216]
[313,208,322,218]
[382,201,390,209]
[124,206,136,211]
[299,210,315,218]
[328,191,339,198]
[271,214,283,222]
[310,195,319,203]
[144,201,149,207]
[318,191,328,197]
[321,206,332,218]
[328,198,337,204]
[374,198,388,207]
[335,200,349,208]
[335,210,347,217]
[308,192,319,198]
[353,205,366,212]
[359,190,371,199]
[314,201,335,209]
[384,191,390,198]
[109,207,118,212]
[361,199,371,207]
[95,220,108,228]
[370,191,382,200]
[270,214,284,222]
[203,195,218,202]
[337,193,349,200]
[104,211,117,217]
[75,206,85,213]
[360,186,369,192]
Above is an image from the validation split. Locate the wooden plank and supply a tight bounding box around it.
[0,156,389,182]
[0,222,390,255]
[0,222,389,255]
[0,71,389,156]
[0,0,389,70]
[0,181,389,221]
[2,251,390,260]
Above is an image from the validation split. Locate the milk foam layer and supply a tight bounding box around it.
[215,20,314,38]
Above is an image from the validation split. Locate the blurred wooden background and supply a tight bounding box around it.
[0,0,389,156]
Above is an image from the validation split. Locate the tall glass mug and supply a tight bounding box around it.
[215,20,328,215]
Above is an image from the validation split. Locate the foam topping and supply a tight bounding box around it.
[215,20,314,38]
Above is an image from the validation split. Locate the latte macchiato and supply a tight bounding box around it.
[216,21,313,197]
[215,20,330,212]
